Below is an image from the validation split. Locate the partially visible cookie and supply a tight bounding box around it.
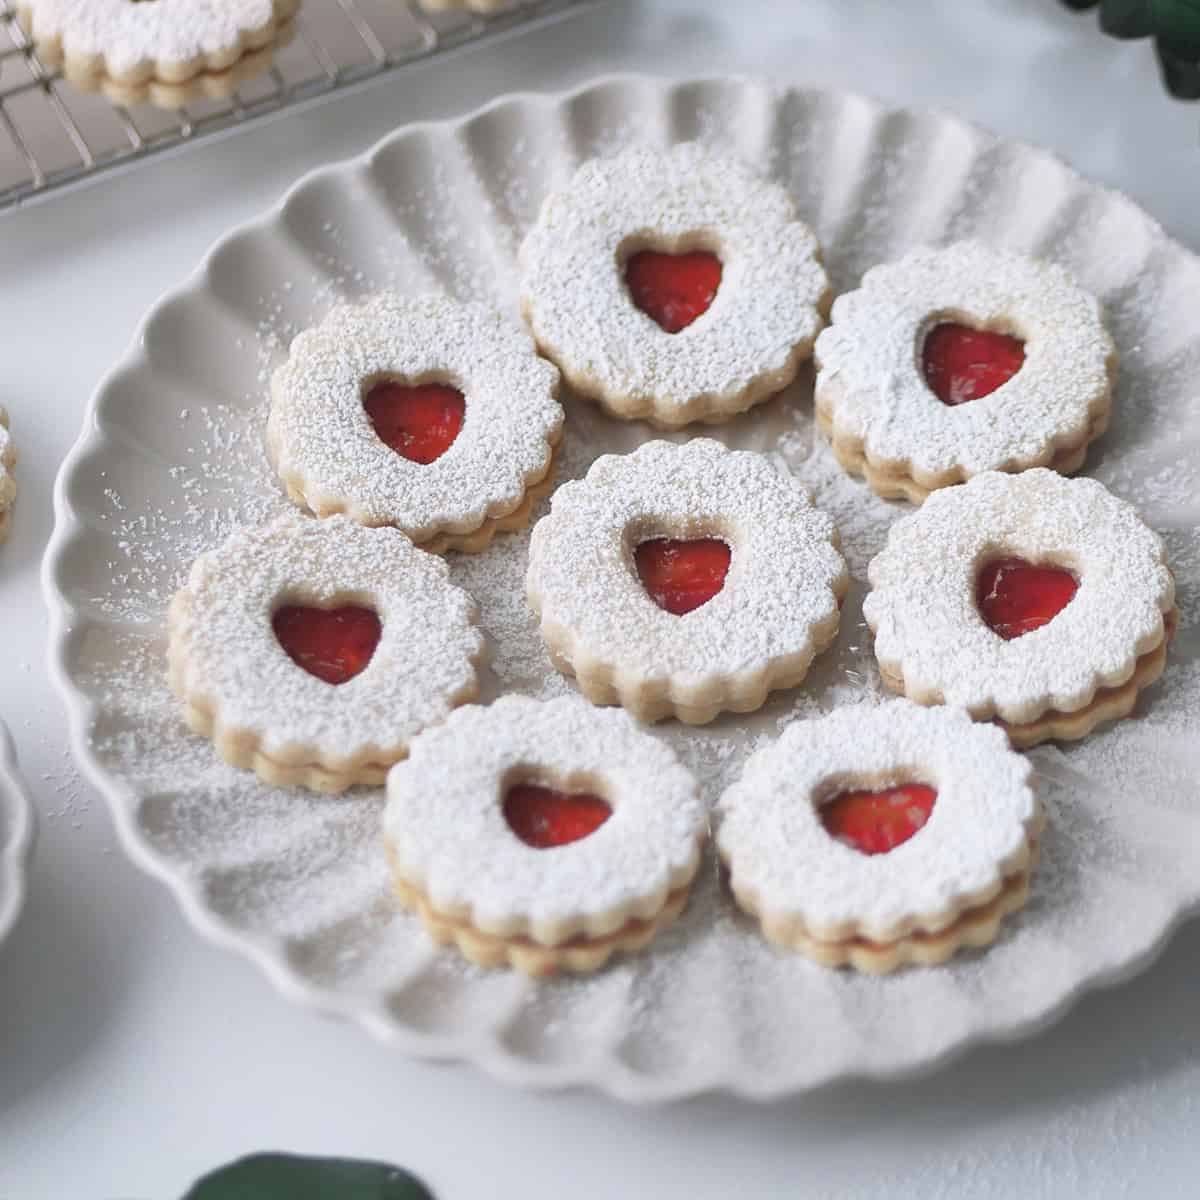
[814,242,1116,502]
[384,695,706,976]
[18,0,298,86]
[63,23,293,110]
[0,407,15,545]
[718,701,1043,974]
[520,143,830,428]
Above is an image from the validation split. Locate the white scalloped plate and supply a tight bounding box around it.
[44,76,1200,1102]
[0,720,35,948]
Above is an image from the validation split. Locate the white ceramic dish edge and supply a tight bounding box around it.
[0,720,36,947]
[41,74,1200,1102]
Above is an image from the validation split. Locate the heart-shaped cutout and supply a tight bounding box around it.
[922,322,1025,407]
[503,783,612,849]
[635,537,731,616]
[821,783,937,856]
[625,249,723,333]
[976,557,1078,641]
[272,604,381,685]
[364,381,465,464]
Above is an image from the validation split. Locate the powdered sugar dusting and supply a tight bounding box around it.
[385,695,705,937]
[520,143,829,424]
[865,470,1175,723]
[56,81,1200,1098]
[169,514,483,764]
[718,701,1038,939]
[815,242,1114,480]
[268,293,561,540]
[21,0,289,76]
[527,438,846,680]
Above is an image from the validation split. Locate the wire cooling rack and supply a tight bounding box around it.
[0,0,595,213]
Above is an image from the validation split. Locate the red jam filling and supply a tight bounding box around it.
[635,537,731,616]
[503,784,613,849]
[922,322,1026,406]
[272,604,381,685]
[364,381,465,465]
[625,250,723,333]
[821,783,937,856]
[976,557,1078,641]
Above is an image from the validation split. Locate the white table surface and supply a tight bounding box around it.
[3,2,1199,1196]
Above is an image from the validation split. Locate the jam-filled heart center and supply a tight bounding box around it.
[503,783,613,849]
[976,557,1079,641]
[635,537,731,616]
[922,322,1025,407]
[272,604,381,685]
[625,249,723,333]
[821,782,937,856]
[364,380,465,465]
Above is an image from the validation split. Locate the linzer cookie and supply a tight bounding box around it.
[167,514,485,793]
[718,701,1042,973]
[519,143,831,428]
[526,439,848,724]
[384,695,706,976]
[18,0,298,108]
[814,242,1116,502]
[62,29,292,110]
[268,294,563,555]
[864,470,1176,748]
[0,406,15,545]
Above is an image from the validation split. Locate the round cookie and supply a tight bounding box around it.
[718,700,1042,973]
[814,242,1116,502]
[863,469,1176,747]
[520,143,831,428]
[526,438,848,724]
[384,695,706,976]
[168,514,485,793]
[268,294,563,554]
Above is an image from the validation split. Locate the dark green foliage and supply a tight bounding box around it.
[1099,0,1157,39]
[183,1153,435,1200]
[1158,36,1200,93]
[1061,0,1200,97]
[1152,0,1200,49]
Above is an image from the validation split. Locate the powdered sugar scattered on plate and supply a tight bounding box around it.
[57,82,1200,1099]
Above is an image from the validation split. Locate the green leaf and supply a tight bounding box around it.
[1157,37,1200,95]
[1152,0,1200,48]
[183,1153,435,1200]
[1100,0,1156,36]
